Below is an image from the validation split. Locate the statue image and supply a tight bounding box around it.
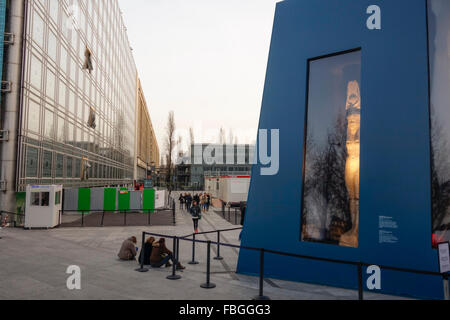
[340,80,361,248]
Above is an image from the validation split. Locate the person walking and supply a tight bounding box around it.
[179,193,185,210]
[190,200,202,233]
[206,193,211,212]
[185,193,192,211]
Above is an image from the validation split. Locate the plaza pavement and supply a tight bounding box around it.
[0,192,410,300]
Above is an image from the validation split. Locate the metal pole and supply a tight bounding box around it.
[167,237,181,280]
[135,232,149,272]
[189,233,199,265]
[444,273,449,301]
[81,212,84,227]
[234,209,237,225]
[214,231,223,260]
[124,211,127,226]
[172,200,176,225]
[148,209,151,225]
[176,235,180,261]
[358,262,364,301]
[253,248,270,300]
[201,241,216,289]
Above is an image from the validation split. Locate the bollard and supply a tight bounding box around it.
[358,262,364,300]
[253,248,270,300]
[201,241,216,289]
[189,234,199,265]
[167,237,181,280]
[135,232,149,272]
[214,231,223,261]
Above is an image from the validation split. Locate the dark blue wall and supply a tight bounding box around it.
[237,0,442,299]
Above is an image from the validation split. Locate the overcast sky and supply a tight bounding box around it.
[118,0,279,153]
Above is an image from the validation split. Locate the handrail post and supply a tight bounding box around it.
[189,233,199,265]
[135,232,149,272]
[253,248,270,300]
[214,231,223,260]
[201,241,216,289]
[172,200,176,226]
[167,237,181,280]
[176,235,180,261]
[101,211,105,227]
[358,262,364,301]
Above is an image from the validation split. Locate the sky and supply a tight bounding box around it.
[118,0,279,154]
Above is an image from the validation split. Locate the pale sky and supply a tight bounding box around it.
[118,0,279,153]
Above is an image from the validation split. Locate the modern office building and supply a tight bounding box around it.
[0,0,149,212]
[189,143,255,189]
[238,0,450,299]
[135,78,159,180]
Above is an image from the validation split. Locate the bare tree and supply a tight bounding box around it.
[228,129,234,145]
[164,111,178,194]
[218,127,226,144]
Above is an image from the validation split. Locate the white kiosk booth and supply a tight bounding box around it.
[25,185,63,229]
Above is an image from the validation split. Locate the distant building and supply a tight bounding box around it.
[188,144,255,190]
[135,78,159,180]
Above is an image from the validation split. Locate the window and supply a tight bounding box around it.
[56,154,63,178]
[301,49,361,248]
[41,192,50,207]
[66,157,73,178]
[30,55,42,90]
[43,151,53,178]
[428,0,450,246]
[31,192,40,206]
[26,147,39,177]
[28,100,40,133]
[55,191,61,205]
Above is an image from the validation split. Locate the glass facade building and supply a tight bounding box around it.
[17,0,137,190]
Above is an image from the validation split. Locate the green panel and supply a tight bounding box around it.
[78,188,91,212]
[143,189,155,213]
[118,188,130,211]
[15,192,26,215]
[104,188,116,212]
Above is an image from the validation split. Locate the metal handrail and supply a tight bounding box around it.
[140,227,449,300]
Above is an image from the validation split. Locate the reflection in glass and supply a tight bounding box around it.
[428,0,450,246]
[301,50,361,248]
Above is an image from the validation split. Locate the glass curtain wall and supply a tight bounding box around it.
[18,0,137,190]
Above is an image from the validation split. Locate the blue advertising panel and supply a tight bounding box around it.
[237,0,445,299]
